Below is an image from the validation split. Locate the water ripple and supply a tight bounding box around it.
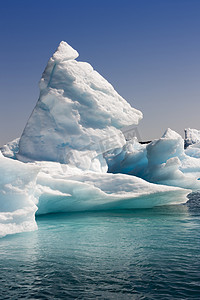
[0,202,200,299]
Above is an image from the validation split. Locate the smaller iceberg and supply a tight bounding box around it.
[146,129,200,189]
[0,138,19,159]
[185,128,200,148]
[185,128,200,159]
[105,128,200,190]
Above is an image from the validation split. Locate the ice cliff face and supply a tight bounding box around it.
[17,41,142,171]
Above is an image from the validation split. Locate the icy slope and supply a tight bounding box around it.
[17,41,142,171]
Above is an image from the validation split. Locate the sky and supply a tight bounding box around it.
[0,0,200,145]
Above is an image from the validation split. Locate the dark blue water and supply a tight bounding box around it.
[0,193,200,299]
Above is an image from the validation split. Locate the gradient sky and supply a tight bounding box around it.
[0,0,200,145]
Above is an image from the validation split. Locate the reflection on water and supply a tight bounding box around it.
[0,196,200,299]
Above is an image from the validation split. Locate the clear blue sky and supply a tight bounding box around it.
[0,0,200,145]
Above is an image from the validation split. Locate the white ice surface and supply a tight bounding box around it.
[0,153,190,237]
[185,128,200,147]
[145,129,200,189]
[185,144,200,159]
[0,138,19,159]
[105,129,200,189]
[34,161,190,215]
[185,128,200,159]
[0,152,38,238]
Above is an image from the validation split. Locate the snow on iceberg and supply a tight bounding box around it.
[17,41,142,172]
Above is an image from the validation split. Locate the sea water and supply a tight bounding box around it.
[0,193,200,300]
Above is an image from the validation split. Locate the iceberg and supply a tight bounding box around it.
[105,128,200,189]
[0,41,195,237]
[184,128,200,159]
[17,41,142,172]
[0,137,19,159]
[34,161,189,214]
[145,129,200,188]
[184,128,200,148]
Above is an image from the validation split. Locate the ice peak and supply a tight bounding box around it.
[52,41,79,62]
[18,41,142,166]
[162,128,181,140]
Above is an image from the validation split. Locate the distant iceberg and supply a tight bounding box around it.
[0,138,19,159]
[185,128,200,148]
[184,128,200,159]
[1,41,199,238]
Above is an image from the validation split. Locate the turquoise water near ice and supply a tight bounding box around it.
[0,193,200,299]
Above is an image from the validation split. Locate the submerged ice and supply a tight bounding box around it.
[0,41,199,237]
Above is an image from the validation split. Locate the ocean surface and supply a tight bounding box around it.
[0,193,200,300]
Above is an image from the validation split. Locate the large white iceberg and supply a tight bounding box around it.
[0,41,196,237]
[17,41,142,172]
